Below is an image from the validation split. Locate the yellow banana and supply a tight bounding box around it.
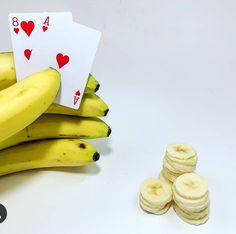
[0,52,99,93]
[0,114,111,150]
[0,68,60,142]
[0,52,16,89]
[0,52,108,117]
[86,74,100,93]
[0,139,100,176]
[46,93,109,117]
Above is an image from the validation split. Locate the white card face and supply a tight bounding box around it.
[30,22,101,108]
[8,12,101,109]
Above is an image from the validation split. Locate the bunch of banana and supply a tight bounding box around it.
[160,143,197,183]
[139,178,172,215]
[0,52,111,176]
[173,173,210,225]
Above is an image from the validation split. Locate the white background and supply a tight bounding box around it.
[0,0,236,233]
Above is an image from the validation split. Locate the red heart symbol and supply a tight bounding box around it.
[20,21,35,37]
[75,90,81,96]
[24,49,32,60]
[74,90,81,104]
[42,26,48,32]
[14,28,19,34]
[56,53,70,69]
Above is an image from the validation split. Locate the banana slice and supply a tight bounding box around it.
[139,194,168,210]
[175,212,209,225]
[162,167,180,182]
[174,173,208,199]
[177,213,209,226]
[166,143,197,160]
[140,178,172,207]
[174,198,209,213]
[173,203,209,220]
[166,153,197,166]
[140,200,171,215]
[159,171,172,187]
[173,204,209,225]
[164,156,196,173]
[163,157,183,174]
[172,185,209,207]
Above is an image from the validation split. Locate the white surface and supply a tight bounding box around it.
[0,0,236,233]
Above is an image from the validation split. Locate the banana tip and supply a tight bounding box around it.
[107,127,112,137]
[95,84,100,92]
[104,109,109,116]
[93,152,100,162]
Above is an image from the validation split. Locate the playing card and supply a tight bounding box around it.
[8,12,73,80]
[30,22,101,108]
[9,12,101,109]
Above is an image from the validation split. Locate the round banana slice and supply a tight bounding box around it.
[159,171,173,187]
[177,213,209,226]
[163,166,181,177]
[175,212,209,225]
[139,194,168,210]
[140,178,172,206]
[140,200,171,215]
[172,185,209,207]
[173,203,209,220]
[164,156,196,173]
[162,171,178,183]
[175,198,209,213]
[166,143,197,160]
[163,157,183,174]
[166,153,197,166]
[162,167,180,182]
[173,204,209,225]
[174,173,208,199]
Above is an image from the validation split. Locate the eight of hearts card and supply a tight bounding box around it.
[8,12,101,109]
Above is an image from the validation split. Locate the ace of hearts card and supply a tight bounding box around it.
[8,12,101,109]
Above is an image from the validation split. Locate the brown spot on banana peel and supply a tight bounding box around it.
[26,127,30,138]
[16,89,28,96]
[78,143,86,149]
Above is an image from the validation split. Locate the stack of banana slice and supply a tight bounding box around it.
[173,173,210,225]
[140,142,210,226]
[139,178,172,215]
[160,143,197,183]
[0,52,111,176]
